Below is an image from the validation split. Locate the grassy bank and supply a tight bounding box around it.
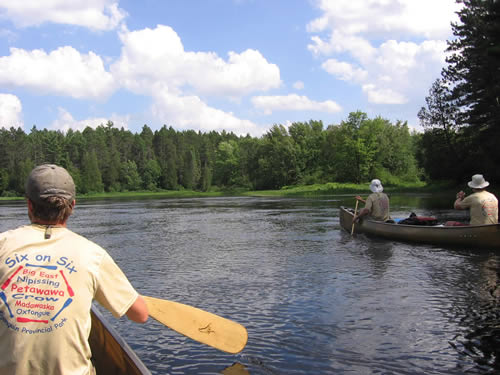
[77,190,225,199]
[0,189,225,201]
[244,181,458,197]
[0,180,482,201]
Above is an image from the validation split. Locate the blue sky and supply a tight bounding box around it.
[0,0,461,136]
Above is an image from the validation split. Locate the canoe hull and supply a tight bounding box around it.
[89,305,151,375]
[339,206,500,249]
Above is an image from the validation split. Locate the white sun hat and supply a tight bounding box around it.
[468,174,489,189]
[369,179,383,193]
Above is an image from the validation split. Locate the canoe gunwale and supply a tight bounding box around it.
[90,304,152,375]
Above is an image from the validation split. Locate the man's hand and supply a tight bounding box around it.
[454,191,466,210]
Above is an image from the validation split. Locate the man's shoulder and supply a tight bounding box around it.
[484,190,498,200]
[370,192,388,200]
[471,190,498,201]
[0,225,32,238]
[1,226,105,252]
[62,229,105,250]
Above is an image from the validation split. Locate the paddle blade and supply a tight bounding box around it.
[143,296,248,354]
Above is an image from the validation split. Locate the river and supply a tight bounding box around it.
[0,195,499,374]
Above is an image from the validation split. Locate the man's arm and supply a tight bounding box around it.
[454,191,466,210]
[355,195,366,204]
[353,207,370,223]
[126,295,149,323]
[353,195,371,223]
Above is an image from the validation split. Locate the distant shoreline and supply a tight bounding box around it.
[1,181,469,201]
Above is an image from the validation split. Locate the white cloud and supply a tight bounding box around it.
[307,0,454,106]
[151,88,265,136]
[110,24,280,135]
[50,107,129,132]
[252,94,342,115]
[0,46,116,99]
[0,0,126,31]
[293,81,304,90]
[111,25,281,98]
[309,31,377,63]
[362,84,407,105]
[368,39,448,101]
[307,0,460,39]
[321,59,368,82]
[0,93,23,129]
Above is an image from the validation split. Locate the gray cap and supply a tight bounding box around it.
[25,164,75,203]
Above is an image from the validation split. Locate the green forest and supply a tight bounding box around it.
[0,0,498,197]
[0,114,419,195]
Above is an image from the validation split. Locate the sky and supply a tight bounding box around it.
[0,0,462,137]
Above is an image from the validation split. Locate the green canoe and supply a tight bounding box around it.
[340,206,500,249]
[89,305,151,375]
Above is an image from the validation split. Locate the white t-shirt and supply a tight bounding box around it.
[460,190,498,225]
[0,225,139,375]
[365,192,390,221]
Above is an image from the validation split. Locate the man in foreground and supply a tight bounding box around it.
[0,164,148,375]
[354,178,391,223]
[452,174,498,225]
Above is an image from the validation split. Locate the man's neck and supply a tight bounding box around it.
[31,220,67,227]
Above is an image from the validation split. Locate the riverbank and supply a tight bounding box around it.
[0,181,464,201]
[0,190,225,201]
[244,181,499,197]
[243,181,434,196]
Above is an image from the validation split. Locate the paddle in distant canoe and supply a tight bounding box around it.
[340,206,500,249]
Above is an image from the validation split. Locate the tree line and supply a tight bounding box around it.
[418,0,500,184]
[0,112,420,196]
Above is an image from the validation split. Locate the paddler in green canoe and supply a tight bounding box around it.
[0,164,149,375]
[449,173,498,226]
[353,178,391,223]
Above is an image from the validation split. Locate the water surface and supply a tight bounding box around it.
[0,195,498,374]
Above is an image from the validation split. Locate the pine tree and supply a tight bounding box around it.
[442,0,500,181]
[81,151,104,193]
[444,0,500,130]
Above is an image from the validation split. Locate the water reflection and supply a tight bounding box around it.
[446,255,500,373]
[361,239,394,277]
[221,362,250,375]
[0,196,498,374]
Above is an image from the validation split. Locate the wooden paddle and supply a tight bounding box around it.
[351,199,359,235]
[143,296,248,354]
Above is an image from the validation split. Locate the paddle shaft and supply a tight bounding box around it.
[351,199,359,235]
[143,296,247,354]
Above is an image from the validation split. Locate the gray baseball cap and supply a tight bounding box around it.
[25,164,76,203]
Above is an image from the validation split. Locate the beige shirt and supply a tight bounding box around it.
[365,192,390,221]
[0,225,139,375]
[460,190,498,225]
